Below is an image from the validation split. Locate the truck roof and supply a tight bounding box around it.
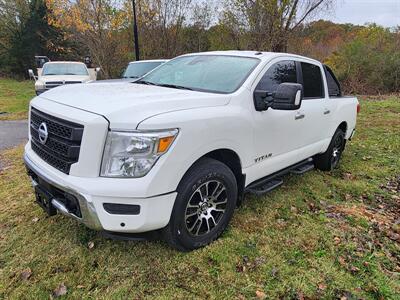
[43,61,87,65]
[180,50,321,64]
[128,59,168,64]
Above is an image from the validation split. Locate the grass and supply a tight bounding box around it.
[0,92,399,298]
[0,78,34,120]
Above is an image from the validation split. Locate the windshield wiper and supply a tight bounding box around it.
[156,83,194,91]
[134,80,193,91]
[134,80,157,85]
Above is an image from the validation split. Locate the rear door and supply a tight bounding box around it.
[295,61,329,156]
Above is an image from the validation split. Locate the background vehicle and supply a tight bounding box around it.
[98,59,168,83]
[28,61,100,95]
[123,59,167,79]
[24,51,358,251]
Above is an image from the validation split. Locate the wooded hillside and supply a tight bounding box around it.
[0,0,399,94]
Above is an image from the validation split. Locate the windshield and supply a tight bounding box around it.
[138,55,260,93]
[123,61,165,78]
[42,63,88,76]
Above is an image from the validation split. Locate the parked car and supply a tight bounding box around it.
[28,61,100,95]
[123,59,167,79]
[24,51,359,251]
[97,59,168,83]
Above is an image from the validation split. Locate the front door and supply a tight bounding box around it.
[250,59,307,180]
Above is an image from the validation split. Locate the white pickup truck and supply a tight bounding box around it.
[24,51,359,251]
[29,61,100,95]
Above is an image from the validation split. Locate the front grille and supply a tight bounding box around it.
[45,81,82,90]
[30,107,84,174]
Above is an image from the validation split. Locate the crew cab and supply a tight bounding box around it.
[24,51,359,251]
[28,61,100,95]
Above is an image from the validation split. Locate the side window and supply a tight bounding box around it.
[256,60,297,93]
[324,65,342,97]
[301,62,324,98]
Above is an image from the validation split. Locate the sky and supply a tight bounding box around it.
[321,0,400,27]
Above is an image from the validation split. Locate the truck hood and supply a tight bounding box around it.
[38,82,230,129]
[39,75,92,83]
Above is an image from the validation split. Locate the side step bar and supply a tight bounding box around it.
[291,162,314,175]
[245,158,314,196]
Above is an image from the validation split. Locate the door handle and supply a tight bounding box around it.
[324,109,331,115]
[295,112,305,120]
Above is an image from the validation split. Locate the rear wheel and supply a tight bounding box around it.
[163,158,237,251]
[314,128,346,171]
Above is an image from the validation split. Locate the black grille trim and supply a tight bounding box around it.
[45,81,82,89]
[30,107,84,174]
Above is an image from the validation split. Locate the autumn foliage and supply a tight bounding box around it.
[0,0,399,94]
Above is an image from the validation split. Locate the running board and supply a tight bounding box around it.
[246,178,283,195]
[245,158,314,196]
[290,162,314,175]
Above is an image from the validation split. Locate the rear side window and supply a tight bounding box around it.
[324,65,342,97]
[301,62,324,98]
[256,60,297,93]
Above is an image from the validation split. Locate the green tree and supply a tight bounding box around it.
[0,0,67,77]
[326,25,400,94]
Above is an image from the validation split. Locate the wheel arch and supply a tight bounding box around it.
[338,121,348,137]
[181,148,246,206]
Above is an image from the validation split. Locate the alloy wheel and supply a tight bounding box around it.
[184,180,228,236]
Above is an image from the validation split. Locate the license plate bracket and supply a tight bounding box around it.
[35,185,57,216]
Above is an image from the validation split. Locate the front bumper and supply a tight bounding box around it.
[24,153,177,233]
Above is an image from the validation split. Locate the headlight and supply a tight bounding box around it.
[35,80,45,90]
[100,129,178,178]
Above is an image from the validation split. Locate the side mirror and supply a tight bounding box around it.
[254,90,273,111]
[95,67,101,72]
[28,69,36,81]
[271,83,303,110]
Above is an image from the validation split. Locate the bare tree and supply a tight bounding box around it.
[223,0,334,51]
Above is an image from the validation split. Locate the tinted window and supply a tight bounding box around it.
[301,62,324,98]
[256,60,297,92]
[324,65,341,97]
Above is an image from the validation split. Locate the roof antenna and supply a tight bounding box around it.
[254,52,262,55]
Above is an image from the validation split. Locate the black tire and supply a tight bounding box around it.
[314,128,346,171]
[163,158,237,251]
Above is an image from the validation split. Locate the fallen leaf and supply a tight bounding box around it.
[338,256,346,266]
[236,264,245,273]
[333,236,341,245]
[20,268,32,280]
[53,283,67,297]
[255,290,266,299]
[290,206,298,213]
[32,217,39,223]
[77,285,85,289]
[88,241,95,249]
[343,172,354,180]
[270,267,278,278]
[350,266,360,273]
[387,232,400,241]
[318,283,327,290]
[297,291,305,300]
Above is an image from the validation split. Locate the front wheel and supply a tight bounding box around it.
[314,128,346,171]
[163,158,237,251]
